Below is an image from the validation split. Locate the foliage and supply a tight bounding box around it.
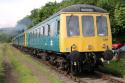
[27,0,125,42]
[0,33,11,43]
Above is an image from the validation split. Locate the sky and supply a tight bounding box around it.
[0,0,62,28]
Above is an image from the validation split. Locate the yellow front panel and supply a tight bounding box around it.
[59,12,112,52]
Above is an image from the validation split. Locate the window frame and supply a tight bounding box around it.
[82,16,95,37]
[48,24,51,36]
[96,16,108,36]
[66,15,80,37]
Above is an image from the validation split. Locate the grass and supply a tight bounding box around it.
[4,44,61,83]
[0,44,5,83]
[11,46,61,83]
[99,58,125,78]
[4,44,40,83]
[10,56,39,83]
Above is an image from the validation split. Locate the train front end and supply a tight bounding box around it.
[59,5,113,74]
[60,12,112,53]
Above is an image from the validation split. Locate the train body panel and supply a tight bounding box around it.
[59,12,112,52]
[25,16,60,52]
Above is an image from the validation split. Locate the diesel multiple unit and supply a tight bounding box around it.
[12,4,113,75]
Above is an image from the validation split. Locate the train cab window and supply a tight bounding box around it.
[82,16,94,36]
[96,16,108,36]
[66,16,80,36]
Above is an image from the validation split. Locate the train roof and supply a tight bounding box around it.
[58,4,107,13]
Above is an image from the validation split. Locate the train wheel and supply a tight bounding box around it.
[70,61,79,76]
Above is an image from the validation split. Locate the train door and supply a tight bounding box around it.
[54,19,60,52]
[81,14,112,52]
[95,15,112,51]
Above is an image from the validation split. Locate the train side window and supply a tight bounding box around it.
[33,31,35,41]
[48,24,51,36]
[36,29,38,37]
[37,28,39,37]
[66,16,80,36]
[32,31,33,41]
[57,20,60,35]
[45,25,48,36]
[35,29,37,38]
[50,22,55,37]
[39,28,41,37]
[40,27,42,36]
[43,26,45,35]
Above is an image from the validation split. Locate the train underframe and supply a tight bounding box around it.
[13,44,113,75]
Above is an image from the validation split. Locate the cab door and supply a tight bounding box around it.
[81,14,112,52]
[95,15,112,51]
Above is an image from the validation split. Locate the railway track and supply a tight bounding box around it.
[31,56,125,83]
[17,48,125,83]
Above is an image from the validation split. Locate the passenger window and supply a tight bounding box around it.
[35,29,37,38]
[66,16,80,36]
[50,22,56,37]
[48,24,51,36]
[39,28,41,36]
[43,26,45,35]
[37,28,40,37]
[45,25,48,36]
[57,20,60,35]
[82,16,94,36]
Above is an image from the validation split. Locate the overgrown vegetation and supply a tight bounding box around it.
[99,58,125,78]
[5,45,39,83]
[26,0,125,42]
[10,45,61,83]
[0,44,61,83]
